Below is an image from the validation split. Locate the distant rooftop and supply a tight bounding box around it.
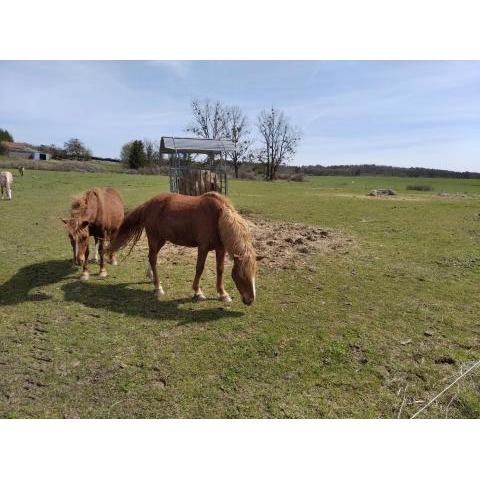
[160,137,235,154]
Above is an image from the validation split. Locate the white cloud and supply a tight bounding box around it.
[144,60,191,80]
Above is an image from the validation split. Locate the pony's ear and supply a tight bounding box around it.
[80,220,89,229]
[256,255,266,262]
[59,217,68,224]
[233,254,243,261]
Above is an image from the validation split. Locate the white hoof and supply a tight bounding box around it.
[99,270,108,278]
[146,268,154,280]
[193,293,207,302]
[219,293,232,303]
[155,287,165,298]
[111,259,118,266]
[80,272,90,281]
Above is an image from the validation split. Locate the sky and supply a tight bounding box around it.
[0,60,479,172]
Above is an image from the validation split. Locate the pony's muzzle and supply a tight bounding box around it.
[242,296,254,306]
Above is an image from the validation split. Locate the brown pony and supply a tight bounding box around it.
[109,192,262,305]
[61,187,124,280]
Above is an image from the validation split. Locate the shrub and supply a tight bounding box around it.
[64,138,92,161]
[290,173,305,182]
[136,165,169,175]
[127,140,146,169]
[237,170,257,180]
[406,184,433,191]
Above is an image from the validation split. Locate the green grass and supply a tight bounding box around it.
[1,170,479,418]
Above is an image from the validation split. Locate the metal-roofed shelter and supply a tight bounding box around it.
[161,136,235,196]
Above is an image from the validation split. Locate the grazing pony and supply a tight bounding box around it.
[0,171,13,200]
[61,187,124,280]
[109,192,262,305]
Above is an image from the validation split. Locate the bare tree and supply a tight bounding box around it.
[223,105,251,178]
[186,99,227,139]
[257,108,301,181]
[64,138,92,161]
[187,99,252,178]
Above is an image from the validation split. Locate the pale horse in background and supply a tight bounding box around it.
[0,171,13,200]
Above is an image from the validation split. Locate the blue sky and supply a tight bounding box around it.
[1,61,479,171]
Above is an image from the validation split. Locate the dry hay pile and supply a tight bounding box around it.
[178,170,223,196]
[133,212,351,270]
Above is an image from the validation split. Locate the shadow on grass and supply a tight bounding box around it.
[1,259,244,324]
[61,281,244,324]
[0,259,76,305]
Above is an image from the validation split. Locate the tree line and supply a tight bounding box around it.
[121,99,302,181]
[2,121,479,180]
[302,164,480,179]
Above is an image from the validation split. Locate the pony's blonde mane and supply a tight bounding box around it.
[70,194,86,216]
[217,197,257,277]
[67,189,101,233]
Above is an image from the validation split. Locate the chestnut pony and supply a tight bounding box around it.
[62,187,124,280]
[109,192,262,305]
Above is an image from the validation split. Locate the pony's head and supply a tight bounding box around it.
[61,217,89,265]
[215,196,265,306]
[231,253,264,305]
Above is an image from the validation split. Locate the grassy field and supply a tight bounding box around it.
[0,169,479,418]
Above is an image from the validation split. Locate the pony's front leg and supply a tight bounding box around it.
[98,238,108,278]
[216,248,232,302]
[80,245,90,281]
[192,247,208,301]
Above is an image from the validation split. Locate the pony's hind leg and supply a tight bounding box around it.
[147,235,166,298]
[110,251,118,266]
[215,248,232,302]
[98,238,108,278]
[192,246,208,301]
[108,231,118,265]
[93,237,100,263]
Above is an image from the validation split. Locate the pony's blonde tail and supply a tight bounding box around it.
[108,202,146,258]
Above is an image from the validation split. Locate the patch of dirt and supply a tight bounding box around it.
[367,189,397,197]
[135,213,352,270]
[333,193,430,202]
[30,291,50,301]
[437,192,469,199]
[245,215,351,269]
